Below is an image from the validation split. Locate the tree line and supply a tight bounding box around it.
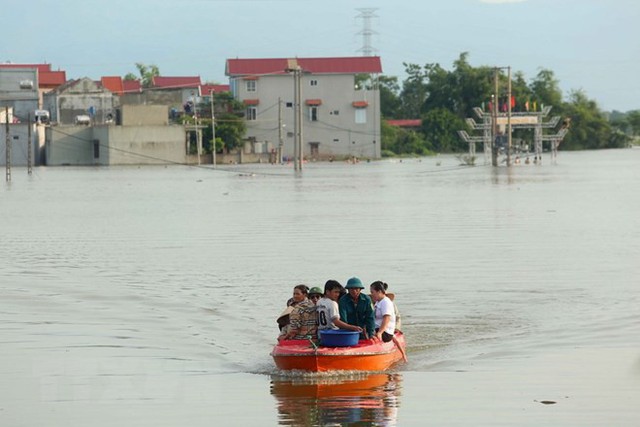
[128,57,638,157]
[376,52,636,156]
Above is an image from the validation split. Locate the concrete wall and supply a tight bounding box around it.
[120,89,185,112]
[120,104,169,126]
[94,125,186,165]
[46,124,186,166]
[0,124,41,166]
[45,126,95,166]
[231,73,381,159]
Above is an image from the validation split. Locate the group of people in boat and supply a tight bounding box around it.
[277,277,401,343]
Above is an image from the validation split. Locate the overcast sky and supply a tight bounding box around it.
[3,0,638,111]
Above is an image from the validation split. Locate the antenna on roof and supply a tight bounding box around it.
[355,8,378,57]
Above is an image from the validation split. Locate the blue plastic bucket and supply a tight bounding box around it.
[319,330,359,347]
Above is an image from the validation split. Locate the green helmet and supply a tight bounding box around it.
[309,286,323,296]
[345,277,364,289]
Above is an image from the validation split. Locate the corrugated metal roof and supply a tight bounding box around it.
[226,56,382,76]
[152,76,201,88]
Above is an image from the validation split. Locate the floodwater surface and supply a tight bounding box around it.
[1,149,639,426]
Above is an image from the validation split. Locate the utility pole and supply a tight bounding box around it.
[5,107,11,182]
[506,66,512,167]
[492,69,498,167]
[278,97,284,164]
[296,68,303,170]
[210,90,216,168]
[27,113,32,175]
[286,59,303,171]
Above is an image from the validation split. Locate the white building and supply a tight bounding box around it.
[225,56,382,160]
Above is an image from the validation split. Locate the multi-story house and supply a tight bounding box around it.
[225,56,382,160]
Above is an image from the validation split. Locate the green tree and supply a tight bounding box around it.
[133,63,160,88]
[561,90,627,149]
[381,121,433,156]
[420,108,468,152]
[214,112,246,152]
[530,68,562,109]
[626,110,640,136]
[400,63,429,118]
[448,52,494,117]
[421,62,454,113]
[378,75,401,118]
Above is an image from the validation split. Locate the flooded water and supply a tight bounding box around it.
[1,149,639,426]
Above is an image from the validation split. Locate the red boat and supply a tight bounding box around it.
[271,332,407,372]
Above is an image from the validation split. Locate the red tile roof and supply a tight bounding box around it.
[200,84,230,95]
[305,99,322,106]
[39,70,66,87]
[243,99,259,105]
[101,76,124,95]
[123,79,142,93]
[386,119,422,128]
[352,101,369,108]
[152,76,201,89]
[226,56,382,76]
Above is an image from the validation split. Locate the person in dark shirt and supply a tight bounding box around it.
[338,277,375,339]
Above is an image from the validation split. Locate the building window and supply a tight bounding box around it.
[310,80,318,86]
[246,80,256,92]
[308,106,318,122]
[355,109,366,124]
[286,102,293,108]
[246,106,257,121]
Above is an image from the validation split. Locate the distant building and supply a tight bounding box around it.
[0,63,66,109]
[43,77,117,125]
[45,103,187,166]
[225,56,382,160]
[0,68,39,121]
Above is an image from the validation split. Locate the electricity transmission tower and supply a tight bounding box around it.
[355,8,378,56]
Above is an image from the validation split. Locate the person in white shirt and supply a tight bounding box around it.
[370,281,396,343]
[317,280,363,335]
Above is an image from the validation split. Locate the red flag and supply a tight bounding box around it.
[510,96,516,109]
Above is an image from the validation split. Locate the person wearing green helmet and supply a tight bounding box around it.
[338,276,375,339]
[308,286,323,303]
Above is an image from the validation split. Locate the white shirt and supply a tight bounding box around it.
[316,297,340,330]
[374,296,396,335]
